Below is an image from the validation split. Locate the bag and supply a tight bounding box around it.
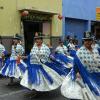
[61,73,83,99]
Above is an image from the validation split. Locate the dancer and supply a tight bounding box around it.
[0,34,27,85]
[20,32,63,92]
[61,31,100,100]
[50,38,73,70]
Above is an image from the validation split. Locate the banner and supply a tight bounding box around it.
[96,8,100,20]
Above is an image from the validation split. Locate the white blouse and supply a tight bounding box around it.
[10,43,24,60]
[30,43,50,64]
[67,43,75,50]
[56,45,68,55]
[77,46,100,73]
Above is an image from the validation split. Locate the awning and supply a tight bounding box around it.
[18,8,58,15]
[18,8,59,21]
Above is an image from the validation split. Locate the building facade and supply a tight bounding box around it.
[0,0,62,53]
[63,0,100,45]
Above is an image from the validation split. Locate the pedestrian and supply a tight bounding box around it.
[20,32,63,93]
[0,34,27,85]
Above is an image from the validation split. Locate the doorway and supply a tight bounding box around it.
[91,21,100,39]
[23,21,42,54]
[95,27,100,39]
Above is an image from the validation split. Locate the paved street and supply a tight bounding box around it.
[0,78,69,100]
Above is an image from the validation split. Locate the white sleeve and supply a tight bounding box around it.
[55,47,58,51]
[64,46,68,54]
[55,47,60,53]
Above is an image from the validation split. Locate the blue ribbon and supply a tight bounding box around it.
[53,53,69,63]
[45,62,69,76]
[50,54,72,68]
[53,53,74,65]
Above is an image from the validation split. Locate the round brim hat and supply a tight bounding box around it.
[82,31,93,40]
[13,34,22,40]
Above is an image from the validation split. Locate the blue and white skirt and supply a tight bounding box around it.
[0,58,27,79]
[20,63,63,91]
[50,53,74,69]
[45,61,70,76]
[74,55,100,97]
